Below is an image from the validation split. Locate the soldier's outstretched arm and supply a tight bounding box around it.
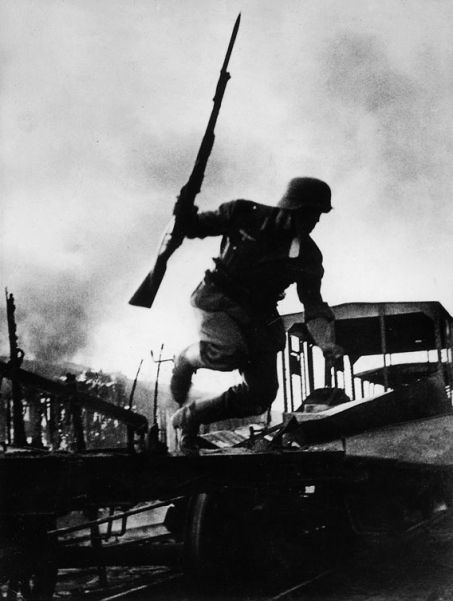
[305,317,344,361]
[296,254,344,361]
[183,200,237,239]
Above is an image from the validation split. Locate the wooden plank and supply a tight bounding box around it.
[283,374,451,448]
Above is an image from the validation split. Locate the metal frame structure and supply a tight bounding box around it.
[280,301,453,410]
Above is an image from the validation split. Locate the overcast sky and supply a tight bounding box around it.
[1,0,453,383]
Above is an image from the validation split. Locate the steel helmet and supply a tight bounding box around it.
[277,177,332,212]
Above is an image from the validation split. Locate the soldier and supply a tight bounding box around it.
[171,177,343,454]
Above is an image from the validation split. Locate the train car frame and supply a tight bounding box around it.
[1,300,453,599]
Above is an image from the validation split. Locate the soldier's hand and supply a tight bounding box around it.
[322,343,344,359]
[174,201,199,235]
[322,343,345,368]
[174,201,198,219]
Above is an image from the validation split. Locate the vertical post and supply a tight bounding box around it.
[48,396,61,450]
[0,376,6,444]
[298,340,305,403]
[280,346,288,413]
[288,335,305,410]
[349,357,356,400]
[0,371,11,445]
[306,344,315,395]
[333,365,338,388]
[127,359,144,453]
[379,307,389,391]
[153,345,164,427]
[447,318,453,404]
[5,387,11,445]
[71,404,85,452]
[86,507,108,587]
[433,311,445,392]
[149,347,173,451]
[5,290,27,447]
[301,342,308,400]
[324,360,331,388]
[27,390,43,448]
[287,336,295,412]
[149,346,164,450]
[65,374,85,452]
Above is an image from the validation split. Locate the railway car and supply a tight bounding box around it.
[1,300,453,599]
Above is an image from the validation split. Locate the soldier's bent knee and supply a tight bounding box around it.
[199,340,248,371]
[254,384,278,411]
[226,381,278,416]
[249,378,278,409]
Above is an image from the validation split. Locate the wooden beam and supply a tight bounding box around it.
[0,360,148,432]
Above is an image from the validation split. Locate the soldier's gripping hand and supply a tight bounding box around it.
[321,343,345,363]
[306,317,344,362]
[173,198,199,234]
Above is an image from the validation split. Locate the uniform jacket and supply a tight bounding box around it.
[186,199,333,321]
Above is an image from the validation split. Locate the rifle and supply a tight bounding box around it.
[129,14,241,308]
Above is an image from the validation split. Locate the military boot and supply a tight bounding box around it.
[171,402,200,455]
[171,396,230,455]
[170,344,202,406]
[170,357,195,406]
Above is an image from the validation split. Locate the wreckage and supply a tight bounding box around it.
[1,296,453,599]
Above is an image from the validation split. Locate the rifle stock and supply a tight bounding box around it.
[128,258,168,309]
[129,14,240,309]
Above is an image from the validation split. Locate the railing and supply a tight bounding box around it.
[0,359,148,452]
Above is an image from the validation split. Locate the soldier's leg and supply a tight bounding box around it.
[217,352,279,418]
[172,352,279,450]
[170,343,203,406]
[170,309,248,406]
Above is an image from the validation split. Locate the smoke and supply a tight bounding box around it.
[318,30,453,218]
[1,0,453,375]
[0,272,89,363]
[19,289,88,364]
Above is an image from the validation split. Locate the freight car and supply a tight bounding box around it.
[1,301,452,599]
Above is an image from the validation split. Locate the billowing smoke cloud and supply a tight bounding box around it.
[16,279,89,363]
[1,0,453,376]
[0,1,251,371]
[320,31,453,208]
[1,272,91,363]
